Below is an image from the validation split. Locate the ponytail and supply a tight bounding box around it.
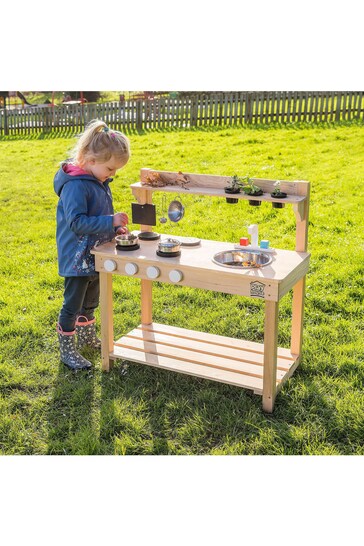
[71,119,130,166]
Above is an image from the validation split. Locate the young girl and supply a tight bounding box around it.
[54,119,130,370]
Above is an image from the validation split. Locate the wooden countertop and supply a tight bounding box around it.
[92,235,310,301]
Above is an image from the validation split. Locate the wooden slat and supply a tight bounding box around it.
[355,91,363,119]
[112,343,265,392]
[137,322,297,361]
[297,91,303,122]
[171,97,175,127]
[266,93,271,124]
[111,322,298,394]
[286,91,291,123]
[302,91,309,121]
[276,91,281,123]
[232,92,238,125]
[335,92,341,121]
[347,91,353,120]
[121,327,294,370]
[115,335,287,381]
[342,91,347,120]
[258,92,264,123]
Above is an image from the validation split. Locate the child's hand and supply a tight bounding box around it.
[113,212,129,228]
[116,226,129,235]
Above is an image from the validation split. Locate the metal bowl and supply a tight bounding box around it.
[115,233,139,246]
[212,250,272,268]
[158,238,181,253]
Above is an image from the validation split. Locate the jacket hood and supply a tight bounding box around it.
[53,162,112,196]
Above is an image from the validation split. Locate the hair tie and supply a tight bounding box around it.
[102,126,109,132]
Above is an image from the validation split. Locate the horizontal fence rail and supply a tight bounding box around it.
[0,91,363,135]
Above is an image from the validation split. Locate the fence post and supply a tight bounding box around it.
[136,100,143,131]
[335,92,342,121]
[3,107,9,135]
[42,108,48,134]
[245,92,253,124]
[190,95,198,127]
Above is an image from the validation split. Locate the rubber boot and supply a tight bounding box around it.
[57,324,92,370]
[75,316,101,350]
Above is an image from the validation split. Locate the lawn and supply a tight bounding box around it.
[0,122,363,455]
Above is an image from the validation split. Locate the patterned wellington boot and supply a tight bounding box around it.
[57,324,92,370]
[75,316,101,350]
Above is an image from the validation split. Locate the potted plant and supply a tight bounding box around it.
[241,176,263,206]
[224,174,242,204]
[271,180,287,208]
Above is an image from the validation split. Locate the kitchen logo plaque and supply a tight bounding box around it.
[250,281,265,298]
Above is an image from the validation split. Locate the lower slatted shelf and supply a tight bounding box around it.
[111,322,299,395]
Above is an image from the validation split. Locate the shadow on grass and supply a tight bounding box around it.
[46,353,101,455]
[45,352,357,456]
[96,360,327,456]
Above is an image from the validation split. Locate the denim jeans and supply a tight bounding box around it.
[58,274,100,332]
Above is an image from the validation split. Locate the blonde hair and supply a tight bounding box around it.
[72,119,130,166]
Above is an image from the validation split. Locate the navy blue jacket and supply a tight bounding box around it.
[54,163,116,276]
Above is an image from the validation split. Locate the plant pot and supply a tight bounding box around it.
[224,187,240,204]
[271,191,287,209]
[244,190,263,207]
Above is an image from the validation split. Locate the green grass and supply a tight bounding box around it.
[0,122,363,455]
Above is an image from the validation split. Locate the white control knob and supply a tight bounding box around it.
[169,269,183,283]
[146,266,160,279]
[104,259,117,272]
[125,262,138,275]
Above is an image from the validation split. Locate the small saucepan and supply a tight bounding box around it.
[115,233,139,246]
[158,238,181,253]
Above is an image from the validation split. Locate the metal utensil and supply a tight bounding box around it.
[160,194,167,224]
[168,195,184,223]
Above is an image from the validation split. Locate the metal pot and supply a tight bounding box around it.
[158,238,181,253]
[115,233,139,246]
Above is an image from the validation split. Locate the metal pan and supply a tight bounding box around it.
[158,238,181,253]
[115,233,139,246]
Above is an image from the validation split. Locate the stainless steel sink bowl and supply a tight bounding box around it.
[212,250,272,268]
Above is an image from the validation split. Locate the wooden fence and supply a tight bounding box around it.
[0,91,363,135]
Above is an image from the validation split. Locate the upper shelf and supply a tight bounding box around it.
[130,181,306,204]
[131,168,309,206]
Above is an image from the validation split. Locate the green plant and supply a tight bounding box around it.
[272,180,286,196]
[241,176,262,195]
[226,174,243,191]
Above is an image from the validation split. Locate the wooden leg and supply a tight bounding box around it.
[99,271,114,372]
[291,276,306,357]
[262,300,279,413]
[141,279,153,325]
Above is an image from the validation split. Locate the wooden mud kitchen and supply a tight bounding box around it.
[92,169,310,412]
